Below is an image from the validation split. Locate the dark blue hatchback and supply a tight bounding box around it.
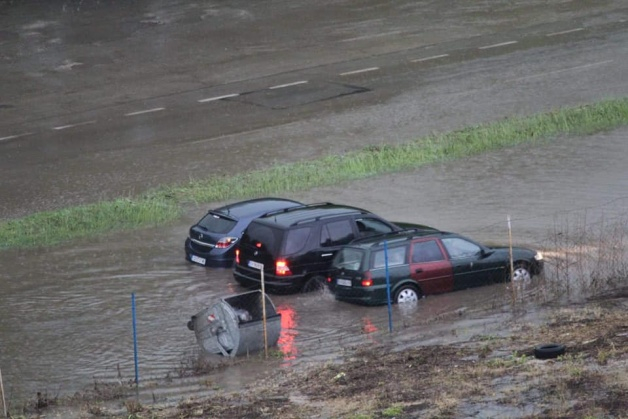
[184,197,302,268]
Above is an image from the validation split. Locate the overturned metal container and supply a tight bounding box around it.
[187,290,281,357]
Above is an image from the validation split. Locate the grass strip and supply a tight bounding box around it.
[2,97,628,249]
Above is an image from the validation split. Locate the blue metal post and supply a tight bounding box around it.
[132,292,139,385]
[384,241,393,333]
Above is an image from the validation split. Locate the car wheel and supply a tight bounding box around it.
[510,263,532,282]
[534,343,566,359]
[395,285,421,304]
[302,276,326,293]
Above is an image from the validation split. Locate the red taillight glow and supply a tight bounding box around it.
[361,271,373,287]
[255,242,262,248]
[235,249,240,264]
[276,259,292,276]
[215,237,237,249]
[326,277,332,283]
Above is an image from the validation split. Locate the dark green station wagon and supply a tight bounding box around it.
[327,229,544,306]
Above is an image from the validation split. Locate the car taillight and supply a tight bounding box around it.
[361,271,373,287]
[235,249,240,264]
[215,237,237,249]
[276,259,292,276]
[326,276,332,283]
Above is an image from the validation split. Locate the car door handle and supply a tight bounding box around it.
[415,269,423,274]
[321,253,334,257]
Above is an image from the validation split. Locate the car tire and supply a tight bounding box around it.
[394,284,421,304]
[508,263,532,282]
[534,343,566,359]
[302,276,326,293]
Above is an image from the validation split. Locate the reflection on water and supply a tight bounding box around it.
[277,305,298,362]
[361,317,378,334]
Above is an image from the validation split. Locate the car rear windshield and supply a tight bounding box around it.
[332,248,364,271]
[282,227,312,255]
[197,212,237,234]
[240,222,285,257]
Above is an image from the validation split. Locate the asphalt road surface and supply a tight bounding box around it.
[1,0,627,218]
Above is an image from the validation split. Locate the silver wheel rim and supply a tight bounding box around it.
[512,267,531,282]
[397,288,418,304]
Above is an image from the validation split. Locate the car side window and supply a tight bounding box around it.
[411,240,444,263]
[284,227,312,255]
[355,217,395,237]
[320,220,355,247]
[373,246,407,269]
[442,237,481,259]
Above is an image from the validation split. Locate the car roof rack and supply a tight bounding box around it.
[350,227,439,245]
[261,202,336,218]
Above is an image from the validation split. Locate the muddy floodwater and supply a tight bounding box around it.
[1,128,627,404]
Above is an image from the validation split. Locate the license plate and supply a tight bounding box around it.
[248,260,264,270]
[337,278,352,287]
[191,255,206,265]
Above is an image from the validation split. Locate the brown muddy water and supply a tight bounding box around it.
[1,128,627,405]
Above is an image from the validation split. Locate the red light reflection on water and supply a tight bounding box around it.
[277,305,298,361]
[361,317,378,334]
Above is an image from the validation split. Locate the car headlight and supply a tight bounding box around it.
[534,252,544,261]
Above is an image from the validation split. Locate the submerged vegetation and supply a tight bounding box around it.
[2,97,628,249]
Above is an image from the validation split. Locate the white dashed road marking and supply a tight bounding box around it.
[0,132,33,141]
[341,31,401,43]
[198,93,240,103]
[340,67,379,76]
[269,81,308,90]
[53,120,97,130]
[124,107,165,117]
[411,54,449,63]
[506,60,614,82]
[546,28,584,37]
[478,41,518,50]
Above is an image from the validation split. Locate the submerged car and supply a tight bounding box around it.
[185,197,302,268]
[233,202,436,293]
[327,229,544,305]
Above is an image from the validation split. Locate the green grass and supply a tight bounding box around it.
[2,97,628,249]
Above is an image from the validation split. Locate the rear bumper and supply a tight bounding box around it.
[233,266,304,293]
[184,238,234,268]
[329,283,388,306]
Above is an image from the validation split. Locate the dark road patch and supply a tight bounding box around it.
[235,81,369,109]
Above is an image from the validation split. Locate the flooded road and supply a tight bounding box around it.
[1,0,628,408]
[1,127,627,403]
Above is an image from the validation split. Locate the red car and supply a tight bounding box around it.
[327,229,544,305]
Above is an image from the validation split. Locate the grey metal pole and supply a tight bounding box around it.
[261,268,268,358]
[0,366,7,418]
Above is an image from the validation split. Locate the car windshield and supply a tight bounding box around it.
[332,248,364,271]
[197,212,237,234]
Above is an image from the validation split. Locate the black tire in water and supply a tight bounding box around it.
[302,276,326,293]
[394,284,421,304]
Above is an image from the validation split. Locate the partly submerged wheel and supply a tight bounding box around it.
[511,263,532,282]
[534,343,566,359]
[302,276,326,293]
[395,284,421,304]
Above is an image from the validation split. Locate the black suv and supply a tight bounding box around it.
[233,203,413,293]
[327,229,544,306]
